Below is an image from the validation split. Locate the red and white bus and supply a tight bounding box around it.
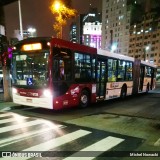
[12,37,156,110]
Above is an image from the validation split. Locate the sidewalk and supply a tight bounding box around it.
[0,101,18,111]
[0,92,19,111]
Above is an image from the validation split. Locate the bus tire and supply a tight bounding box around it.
[120,86,127,99]
[79,90,89,108]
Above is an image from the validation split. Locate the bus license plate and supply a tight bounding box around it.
[26,98,32,103]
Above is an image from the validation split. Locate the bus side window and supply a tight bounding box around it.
[117,60,125,81]
[74,52,92,82]
[108,59,117,82]
[126,62,133,81]
[75,68,80,79]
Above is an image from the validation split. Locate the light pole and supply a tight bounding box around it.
[18,0,23,39]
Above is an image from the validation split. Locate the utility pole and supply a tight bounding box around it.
[18,0,23,39]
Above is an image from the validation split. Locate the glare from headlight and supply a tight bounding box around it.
[12,88,17,94]
[43,89,52,97]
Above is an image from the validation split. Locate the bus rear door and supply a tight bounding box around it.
[96,60,106,100]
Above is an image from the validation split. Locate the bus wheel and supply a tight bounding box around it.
[79,90,89,108]
[120,86,127,99]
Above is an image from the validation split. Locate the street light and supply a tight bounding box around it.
[54,1,61,11]
[51,1,64,39]
[144,45,150,61]
[111,43,117,53]
[27,28,36,37]
[50,1,77,39]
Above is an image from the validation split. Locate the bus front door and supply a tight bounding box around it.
[96,61,106,100]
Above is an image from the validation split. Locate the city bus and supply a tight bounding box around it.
[12,37,156,110]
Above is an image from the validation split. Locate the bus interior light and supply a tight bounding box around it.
[12,46,16,50]
[47,42,50,46]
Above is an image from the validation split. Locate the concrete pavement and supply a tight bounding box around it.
[0,91,18,111]
[0,100,19,111]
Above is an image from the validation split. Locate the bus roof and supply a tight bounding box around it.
[15,37,51,45]
[51,38,97,55]
[97,49,134,62]
[14,37,51,49]
[141,60,157,68]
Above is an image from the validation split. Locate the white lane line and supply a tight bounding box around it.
[0,117,28,124]
[0,119,46,134]
[0,113,13,118]
[154,138,160,146]
[0,124,65,147]
[24,129,91,151]
[1,129,91,160]
[63,136,125,160]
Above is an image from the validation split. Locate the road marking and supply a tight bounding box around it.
[23,129,91,151]
[154,138,160,146]
[1,129,91,160]
[0,113,13,118]
[0,119,47,134]
[0,124,65,147]
[63,136,125,160]
[0,117,28,124]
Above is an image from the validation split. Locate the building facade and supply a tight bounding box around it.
[0,6,5,36]
[70,8,102,49]
[70,23,77,43]
[82,12,102,49]
[101,0,131,54]
[129,10,160,67]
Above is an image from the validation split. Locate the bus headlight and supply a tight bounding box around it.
[43,89,52,97]
[12,88,17,94]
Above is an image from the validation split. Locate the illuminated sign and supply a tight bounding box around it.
[22,43,42,51]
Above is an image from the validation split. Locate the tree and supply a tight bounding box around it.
[50,0,77,38]
[0,35,12,102]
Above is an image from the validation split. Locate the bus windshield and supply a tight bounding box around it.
[12,52,49,87]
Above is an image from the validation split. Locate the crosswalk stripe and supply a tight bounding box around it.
[63,136,125,160]
[0,117,28,124]
[0,119,47,134]
[24,129,91,151]
[0,113,13,118]
[1,129,91,160]
[0,124,65,147]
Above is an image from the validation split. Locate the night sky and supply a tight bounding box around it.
[4,0,102,40]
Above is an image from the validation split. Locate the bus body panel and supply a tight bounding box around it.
[53,83,96,110]
[51,38,97,55]
[105,81,133,99]
[12,83,97,110]
[12,88,53,109]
